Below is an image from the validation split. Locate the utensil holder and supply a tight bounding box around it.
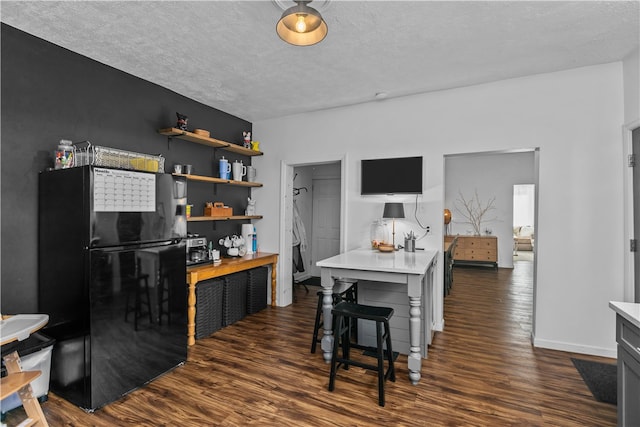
[404,238,416,252]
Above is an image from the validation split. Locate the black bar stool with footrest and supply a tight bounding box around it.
[328,301,396,407]
[310,278,357,354]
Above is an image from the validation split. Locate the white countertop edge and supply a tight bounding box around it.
[609,301,640,329]
[316,248,438,275]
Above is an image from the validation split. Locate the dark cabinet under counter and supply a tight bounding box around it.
[610,301,640,426]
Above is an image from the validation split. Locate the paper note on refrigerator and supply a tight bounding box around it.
[93,168,156,212]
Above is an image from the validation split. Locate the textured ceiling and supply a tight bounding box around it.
[1,1,638,122]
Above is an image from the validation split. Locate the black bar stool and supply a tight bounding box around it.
[328,301,396,407]
[310,279,357,354]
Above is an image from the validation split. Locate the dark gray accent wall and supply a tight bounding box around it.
[1,24,253,314]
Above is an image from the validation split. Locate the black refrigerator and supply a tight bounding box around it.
[38,166,188,410]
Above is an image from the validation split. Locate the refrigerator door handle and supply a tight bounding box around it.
[91,239,181,253]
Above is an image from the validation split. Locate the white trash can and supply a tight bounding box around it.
[1,332,55,416]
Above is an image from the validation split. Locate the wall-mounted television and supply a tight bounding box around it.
[361,156,423,195]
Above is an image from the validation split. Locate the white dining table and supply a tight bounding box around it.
[316,248,438,384]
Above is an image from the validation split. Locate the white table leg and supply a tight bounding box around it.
[320,270,334,364]
[408,295,422,384]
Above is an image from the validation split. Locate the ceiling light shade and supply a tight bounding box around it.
[276,1,328,46]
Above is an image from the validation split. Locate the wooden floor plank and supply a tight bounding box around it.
[5,260,616,426]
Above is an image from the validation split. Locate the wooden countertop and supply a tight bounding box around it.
[187,252,278,285]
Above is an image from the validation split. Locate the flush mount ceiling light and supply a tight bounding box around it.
[276,0,328,46]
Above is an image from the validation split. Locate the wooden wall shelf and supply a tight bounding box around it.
[159,128,263,157]
[173,173,262,187]
[188,215,263,222]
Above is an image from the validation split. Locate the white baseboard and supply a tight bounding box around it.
[533,336,617,359]
[293,271,311,283]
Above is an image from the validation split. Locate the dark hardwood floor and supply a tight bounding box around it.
[6,260,616,426]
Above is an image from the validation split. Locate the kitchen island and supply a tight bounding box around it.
[186,252,278,346]
[317,248,438,384]
[609,301,640,426]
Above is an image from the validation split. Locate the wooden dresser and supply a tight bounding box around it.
[444,235,498,268]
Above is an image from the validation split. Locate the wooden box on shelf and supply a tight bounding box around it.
[204,202,232,217]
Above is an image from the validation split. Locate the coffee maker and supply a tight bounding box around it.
[186,234,210,266]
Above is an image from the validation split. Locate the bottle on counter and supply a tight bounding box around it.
[252,227,257,253]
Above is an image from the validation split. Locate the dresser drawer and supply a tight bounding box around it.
[453,248,465,259]
[467,239,496,249]
[462,249,497,261]
[617,315,640,364]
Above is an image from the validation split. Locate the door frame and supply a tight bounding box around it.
[442,148,539,341]
[623,119,640,301]
[278,155,348,307]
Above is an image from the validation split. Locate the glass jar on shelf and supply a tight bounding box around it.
[54,139,74,169]
[370,219,390,249]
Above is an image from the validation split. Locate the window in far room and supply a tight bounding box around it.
[513,184,535,255]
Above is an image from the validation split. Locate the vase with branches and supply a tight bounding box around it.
[454,189,497,236]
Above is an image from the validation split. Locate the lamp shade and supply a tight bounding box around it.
[383,203,405,219]
[276,1,328,46]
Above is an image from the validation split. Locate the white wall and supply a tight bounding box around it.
[254,62,625,357]
[624,48,640,124]
[445,151,536,268]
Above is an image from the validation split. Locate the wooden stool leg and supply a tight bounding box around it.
[4,351,49,427]
[375,321,385,406]
[311,292,323,354]
[19,386,49,426]
[328,313,342,392]
[385,320,396,382]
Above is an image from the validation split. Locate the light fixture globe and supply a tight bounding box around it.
[276,1,328,46]
[444,209,452,225]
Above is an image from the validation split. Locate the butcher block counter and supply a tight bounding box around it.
[186,252,278,346]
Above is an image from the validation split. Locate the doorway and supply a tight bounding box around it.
[443,149,538,341]
[292,162,342,283]
[632,126,640,302]
[623,120,640,302]
[278,158,345,307]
